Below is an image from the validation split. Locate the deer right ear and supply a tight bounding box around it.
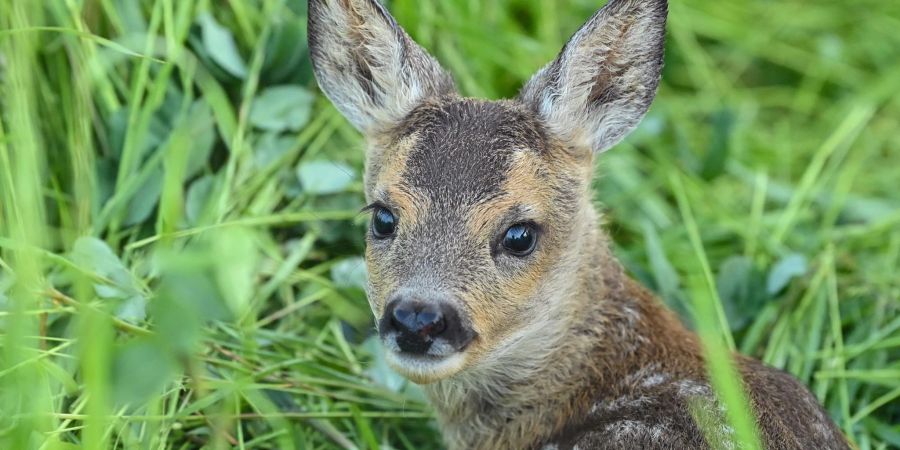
[308,0,456,135]
[520,0,667,154]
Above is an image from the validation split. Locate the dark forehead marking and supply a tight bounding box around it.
[396,98,547,203]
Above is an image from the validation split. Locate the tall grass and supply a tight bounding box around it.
[1,0,898,449]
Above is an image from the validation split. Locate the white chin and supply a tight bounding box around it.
[384,350,468,384]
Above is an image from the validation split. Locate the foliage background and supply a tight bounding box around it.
[1,0,898,449]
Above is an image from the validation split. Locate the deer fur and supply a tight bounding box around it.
[307,0,852,448]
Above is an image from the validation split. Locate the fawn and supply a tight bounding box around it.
[307,0,850,448]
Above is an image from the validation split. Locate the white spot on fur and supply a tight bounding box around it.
[622,304,640,325]
[616,304,649,352]
[642,372,670,388]
[675,379,712,398]
[603,419,668,440]
[590,395,650,415]
[622,363,670,389]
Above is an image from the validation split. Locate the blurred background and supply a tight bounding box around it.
[0,0,898,449]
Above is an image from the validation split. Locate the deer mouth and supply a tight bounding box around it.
[375,293,478,383]
[382,343,472,384]
[379,330,477,383]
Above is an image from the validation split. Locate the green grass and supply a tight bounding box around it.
[1,0,898,449]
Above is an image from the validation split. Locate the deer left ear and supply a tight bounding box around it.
[519,0,667,154]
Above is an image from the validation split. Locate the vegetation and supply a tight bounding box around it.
[1,0,898,448]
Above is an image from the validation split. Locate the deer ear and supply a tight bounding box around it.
[308,0,456,135]
[520,0,667,154]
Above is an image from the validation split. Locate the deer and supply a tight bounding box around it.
[306,0,851,448]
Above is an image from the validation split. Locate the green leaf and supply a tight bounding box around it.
[716,255,769,331]
[0,296,7,330]
[94,157,117,209]
[72,237,128,283]
[867,417,900,447]
[95,285,147,323]
[631,112,665,140]
[112,0,148,33]
[123,167,163,226]
[185,174,217,226]
[350,404,380,450]
[116,295,148,324]
[362,336,427,403]
[296,160,356,195]
[71,238,147,322]
[39,359,79,395]
[319,288,369,328]
[249,85,314,132]
[150,236,235,353]
[642,222,680,297]
[183,100,216,178]
[254,131,295,168]
[361,336,407,392]
[152,272,227,354]
[107,107,167,162]
[0,271,13,309]
[212,228,259,317]
[700,109,735,180]
[262,19,309,83]
[110,338,178,406]
[42,437,81,450]
[331,257,367,290]
[198,12,248,79]
[766,253,808,294]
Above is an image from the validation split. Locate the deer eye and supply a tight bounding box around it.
[371,207,397,238]
[501,223,537,256]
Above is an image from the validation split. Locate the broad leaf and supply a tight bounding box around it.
[71,237,148,322]
[110,338,178,406]
[296,160,355,195]
[249,85,314,132]
[766,253,808,295]
[331,257,367,290]
[717,255,769,331]
[198,12,248,79]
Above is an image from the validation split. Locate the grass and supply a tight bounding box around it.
[1,0,898,448]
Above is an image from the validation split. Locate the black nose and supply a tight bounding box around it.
[391,302,446,338]
[380,296,472,355]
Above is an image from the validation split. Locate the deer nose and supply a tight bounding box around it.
[380,294,472,355]
[391,302,446,338]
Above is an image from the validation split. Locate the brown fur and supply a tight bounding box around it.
[308,0,851,448]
